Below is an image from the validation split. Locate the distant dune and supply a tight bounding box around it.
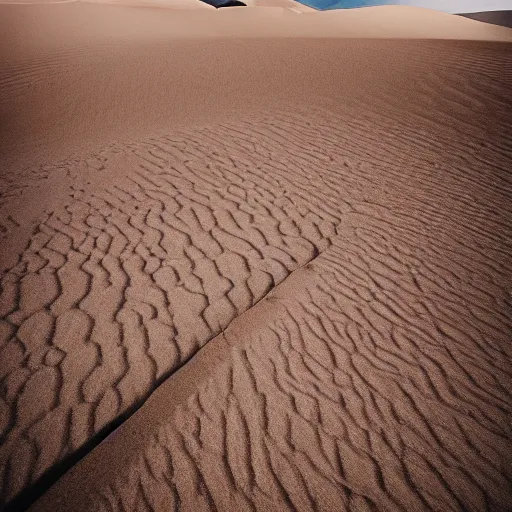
[459,10,512,28]
[0,3,511,512]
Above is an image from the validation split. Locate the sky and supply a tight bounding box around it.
[398,0,512,13]
[302,0,512,13]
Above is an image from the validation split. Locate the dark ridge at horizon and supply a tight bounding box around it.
[457,10,512,28]
[201,0,247,6]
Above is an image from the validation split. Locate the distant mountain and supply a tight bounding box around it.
[201,0,246,6]
[457,10,512,28]
[300,1,386,9]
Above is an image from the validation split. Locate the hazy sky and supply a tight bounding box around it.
[399,0,512,13]
[318,0,512,12]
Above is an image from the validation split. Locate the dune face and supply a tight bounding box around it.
[459,10,512,29]
[0,3,511,512]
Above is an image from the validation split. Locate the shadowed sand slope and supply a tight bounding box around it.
[0,3,511,512]
[459,11,512,29]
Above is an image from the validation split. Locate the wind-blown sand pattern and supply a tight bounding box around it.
[0,3,511,511]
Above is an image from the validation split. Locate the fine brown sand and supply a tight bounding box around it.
[1,3,511,512]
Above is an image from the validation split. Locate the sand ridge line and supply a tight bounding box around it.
[4,92,511,509]
[30,209,512,511]
[18,252,321,512]
[4,234,322,512]
[0,108,345,508]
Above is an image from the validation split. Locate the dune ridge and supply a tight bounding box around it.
[21,98,512,511]
[1,4,512,40]
[459,10,512,29]
[0,3,511,512]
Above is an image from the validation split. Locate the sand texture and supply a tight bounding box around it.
[0,3,511,512]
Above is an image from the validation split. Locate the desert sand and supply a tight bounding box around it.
[459,10,512,28]
[0,3,511,512]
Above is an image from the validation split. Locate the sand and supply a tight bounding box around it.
[459,10,512,29]
[0,3,511,512]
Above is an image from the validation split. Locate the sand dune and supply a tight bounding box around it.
[0,0,215,6]
[459,10,512,29]
[0,3,511,512]
[1,3,512,40]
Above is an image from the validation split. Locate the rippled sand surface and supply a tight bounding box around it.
[0,4,511,511]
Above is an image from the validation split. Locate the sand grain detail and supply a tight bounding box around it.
[0,17,511,512]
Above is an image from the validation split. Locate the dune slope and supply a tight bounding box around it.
[459,10,512,29]
[0,4,511,511]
